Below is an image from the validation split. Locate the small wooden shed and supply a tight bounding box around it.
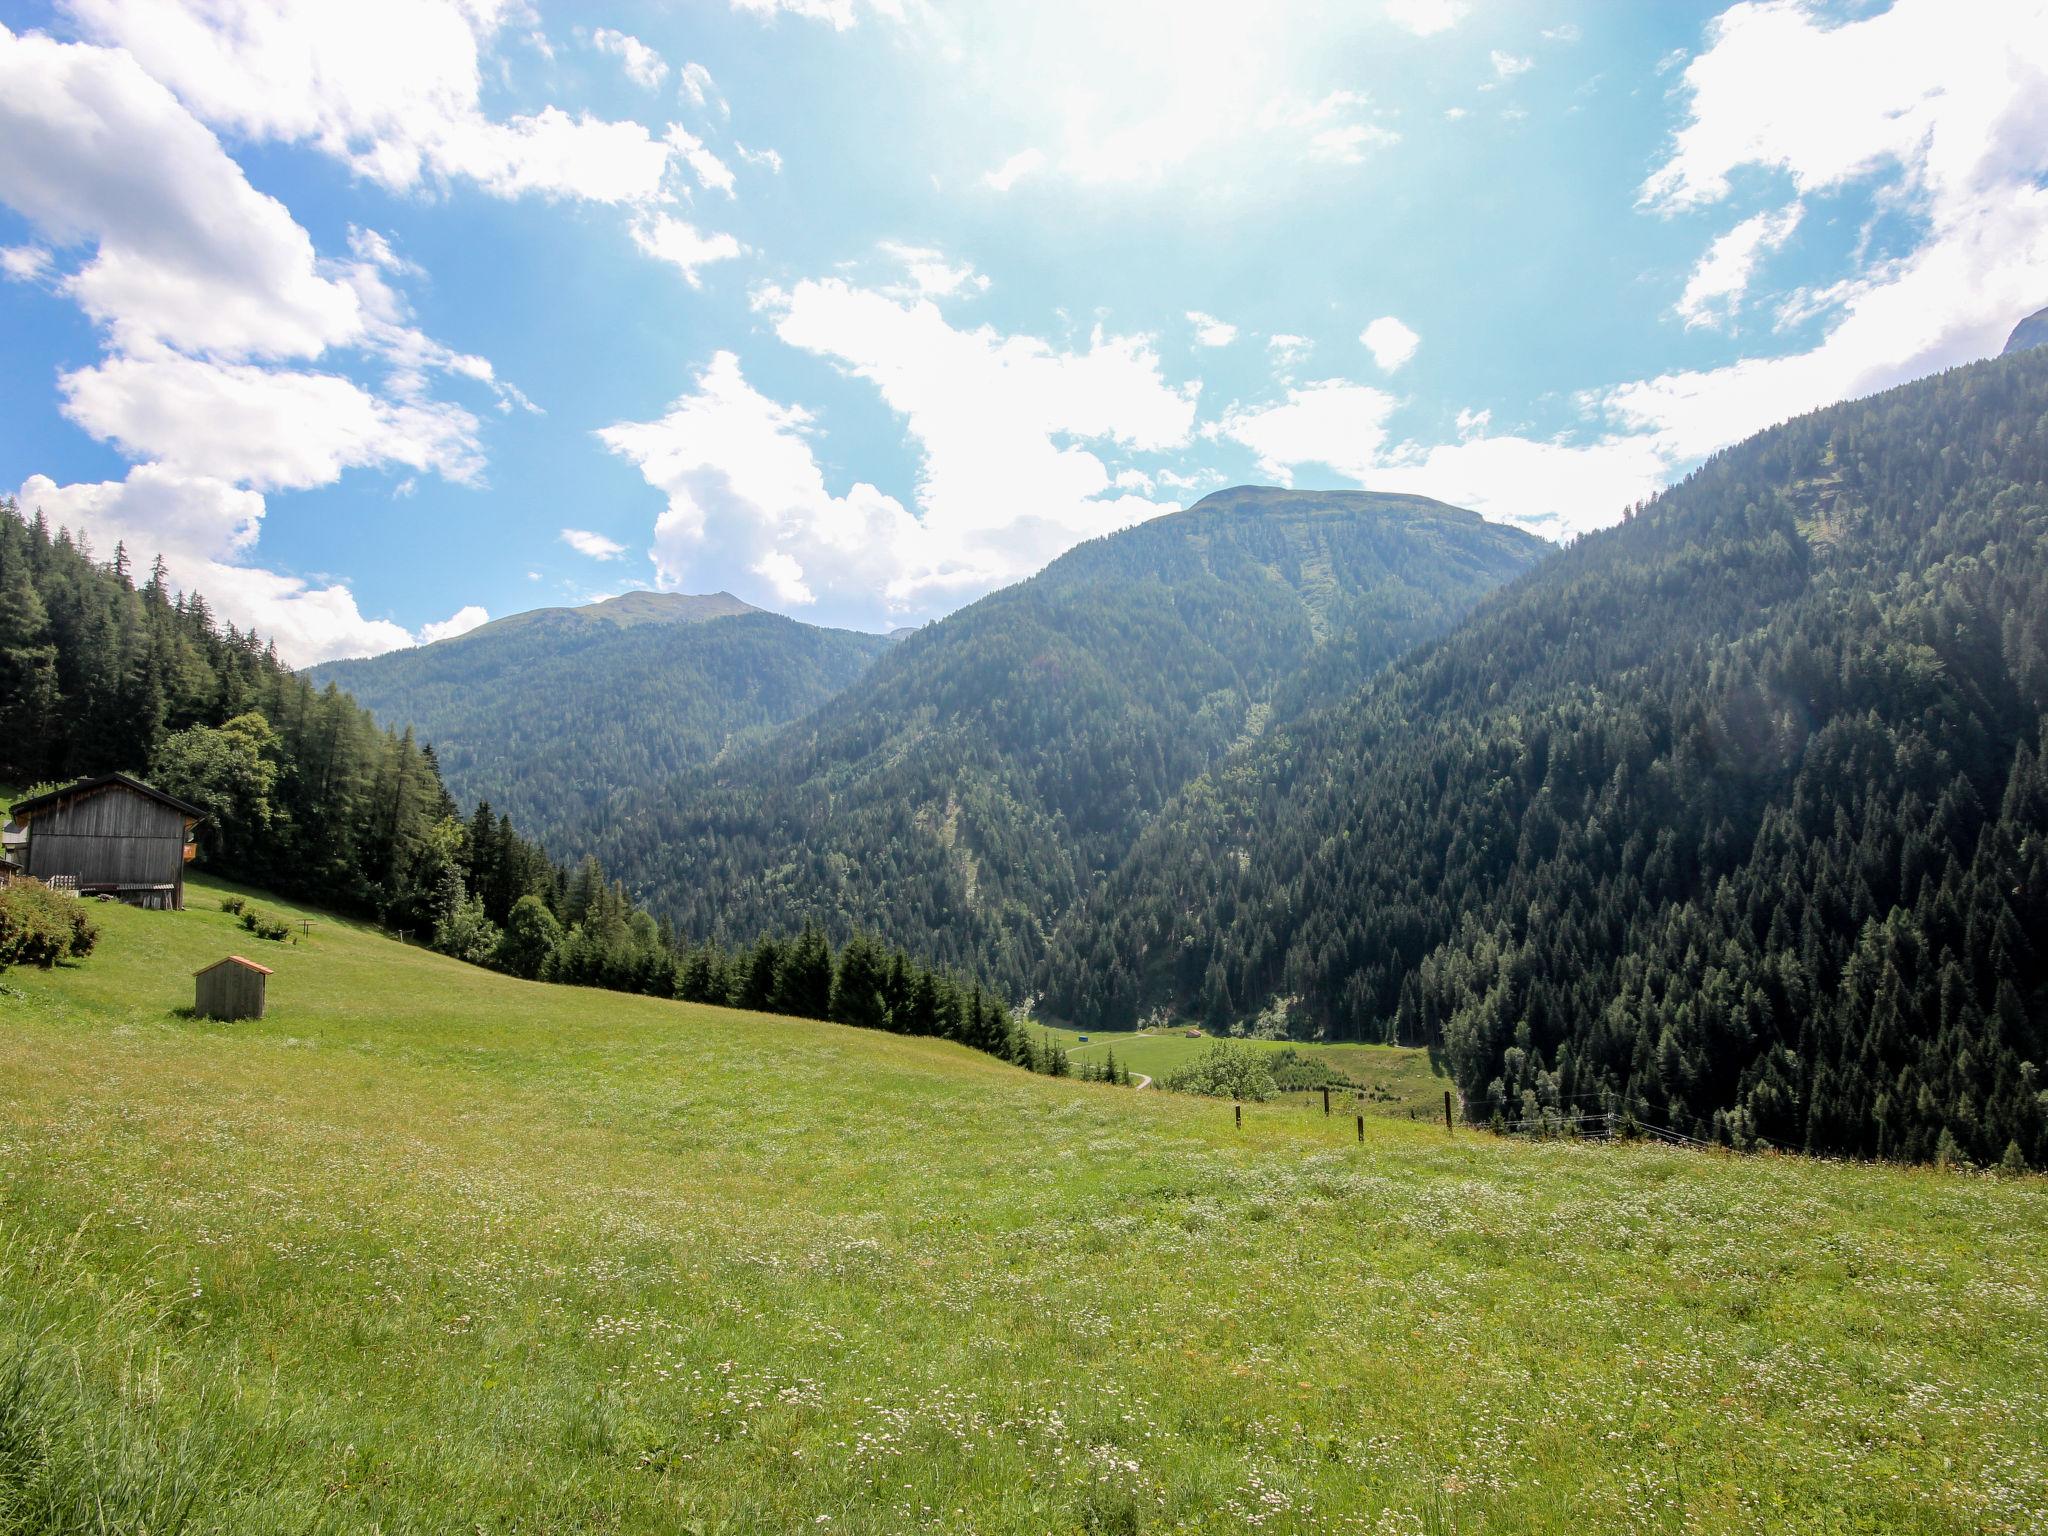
[195,955,271,1020]
[9,773,205,909]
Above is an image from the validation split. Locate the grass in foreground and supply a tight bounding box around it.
[1,875,2044,1534]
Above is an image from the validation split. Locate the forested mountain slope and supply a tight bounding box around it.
[309,597,891,842]
[1046,349,2048,1166]
[585,490,1548,992]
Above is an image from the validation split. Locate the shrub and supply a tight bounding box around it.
[1161,1042,1277,1102]
[218,895,247,914]
[236,906,291,942]
[0,880,99,970]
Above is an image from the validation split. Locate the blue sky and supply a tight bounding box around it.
[1,0,2044,661]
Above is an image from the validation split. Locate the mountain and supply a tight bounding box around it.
[2005,305,2048,355]
[577,489,1549,991]
[458,589,761,639]
[308,596,892,846]
[1046,349,2048,1166]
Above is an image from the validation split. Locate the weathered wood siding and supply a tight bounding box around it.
[195,963,267,1021]
[25,787,186,889]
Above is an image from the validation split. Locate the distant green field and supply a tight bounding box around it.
[2,874,2045,1533]
[1030,1022,1451,1112]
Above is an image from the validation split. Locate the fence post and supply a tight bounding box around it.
[1444,1090,1454,1133]
[1355,1113,1364,1143]
[1234,1103,1242,1130]
[1322,1086,1330,1117]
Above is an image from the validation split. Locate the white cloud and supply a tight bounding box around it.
[631,215,745,286]
[984,147,1047,192]
[599,350,924,620]
[1543,24,1582,43]
[0,244,51,281]
[880,242,989,298]
[1361,315,1420,371]
[1491,51,1534,79]
[680,61,722,111]
[1187,311,1238,347]
[589,27,667,90]
[67,0,678,205]
[1676,202,1803,328]
[16,467,416,663]
[561,528,627,560]
[0,26,363,361]
[666,124,736,196]
[728,0,904,29]
[759,278,1195,602]
[1267,333,1314,370]
[1219,379,1398,484]
[1384,0,1467,36]
[418,604,490,644]
[737,143,784,173]
[59,351,481,491]
[1619,0,2048,458]
[603,287,1196,625]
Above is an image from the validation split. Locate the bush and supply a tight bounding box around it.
[236,906,290,942]
[0,880,100,970]
[1161,1042,1278,1102]
[218,895,246,915]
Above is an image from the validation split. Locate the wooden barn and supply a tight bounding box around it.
[194,955,271,1021]
[8,773,205,910]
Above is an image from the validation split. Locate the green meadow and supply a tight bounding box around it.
[1029,1022,1451,1111]
[2,875,2045,1534]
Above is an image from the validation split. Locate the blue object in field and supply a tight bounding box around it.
[1078,1035,1088,1043]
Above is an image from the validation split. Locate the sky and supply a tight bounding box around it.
[1,0,2045,664]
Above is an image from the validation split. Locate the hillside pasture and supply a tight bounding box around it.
[0,876,2044,1533]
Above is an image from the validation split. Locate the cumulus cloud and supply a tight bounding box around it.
[59,351,482,491]
[760,278,1195,598]
[737,143,784,173]
[598,351,923,618]
[1491,51,1533,79]
[1676,202,1803,328]
[418,604,490,644]
[1219,380,1398,485]
[602,287,1196,625]
[66,0,679,204]
[1187,311,1238,347]
[588,27,667,90]
[560,528,627,560]
[0,26,362,361]
[1361,316,1420,371]
[631,214,745,286]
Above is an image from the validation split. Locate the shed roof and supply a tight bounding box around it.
[194,955,274,978]
[11,772,208,823]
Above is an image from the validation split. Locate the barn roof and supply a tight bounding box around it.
[11,772,208,823]
[194,955,274,977]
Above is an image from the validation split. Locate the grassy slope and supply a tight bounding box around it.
[1,876,2044,1534]
[1030,1023,1450,1109]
